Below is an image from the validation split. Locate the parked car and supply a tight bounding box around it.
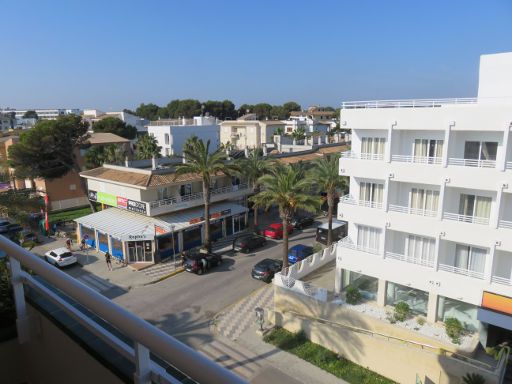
[291,215,315,230]
[288,244,314,264]
[21,230,39,244]
[44,247,77,267]
[184,251,222,275]
[233,234,266,253]
[262,223,293,240]
[251,258,283,283]
[0,220,10,234]
[315,220,347,245]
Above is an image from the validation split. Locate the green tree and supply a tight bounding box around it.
[274,127,284,136]
[23,110,38,119]
[253,103,273,120]
[282,101,301,117]
[135,103,161,120]
[7,115,95,211]
[174,99,202,118]
[174,137,239,251]
[122,108,137,116]
[291,126,306,141]
[309,154,347,246]
[92,117,137,139]
[238,104,255,117]
[237,149,274,229]
[85,144,127,169]
[250,164,320,268]
[135,135,161,160]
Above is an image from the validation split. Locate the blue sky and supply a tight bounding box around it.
[1,0,511,111]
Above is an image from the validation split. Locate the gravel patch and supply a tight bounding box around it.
[332,298,475,349]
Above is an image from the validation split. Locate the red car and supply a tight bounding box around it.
[263,223,294,239]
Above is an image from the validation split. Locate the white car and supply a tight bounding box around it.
[44,247,77,267]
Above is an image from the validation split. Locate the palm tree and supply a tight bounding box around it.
[174,137,239,252]
[309,154,347,246]
[251,164,320,269]
[135,134,161,160]
[237,149,274,230]
[84,144,127,169]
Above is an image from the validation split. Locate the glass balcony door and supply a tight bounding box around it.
[458,194,491,220]
[361,137,385,159]
[464,141,497,163]
[357,225,381,252]
[359,182,383,208]
[413,139,443,163]
[409,188,439,215]
[454,244,486,274]
[405,235,435,266]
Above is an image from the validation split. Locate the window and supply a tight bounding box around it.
[165,148,170,156]
[164,133,170,145]
[157,187,170,200]
[458,194,491,219]
[180,184,192,196]
[361,137,385,159]
[69,184,76,191]
[454,244,487,273]
[386,282,428,315]
[413,139,443,163]
[359,182,383,207]
[405,235,435,265]
[356,225,381,251]
[437,296,478,332]
[409,188,439,214]
[464,141,497,164]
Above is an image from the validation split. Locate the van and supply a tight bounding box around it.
[315,220,347,245]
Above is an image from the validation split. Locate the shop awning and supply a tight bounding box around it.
[477,308,512,331]
[75,202,247,241]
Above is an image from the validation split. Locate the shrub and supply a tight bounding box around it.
[345,286,362,305]
[416,316,426,326]
[444,317,464,344]
[462,372,486,384]
[393,301,410,322]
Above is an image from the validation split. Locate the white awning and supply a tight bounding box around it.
[75,202,247,241]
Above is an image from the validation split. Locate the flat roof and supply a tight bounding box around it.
[75,202,247,241]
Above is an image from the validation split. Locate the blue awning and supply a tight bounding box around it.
[477,308,512,331]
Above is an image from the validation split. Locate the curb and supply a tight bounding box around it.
[145,266,185,285]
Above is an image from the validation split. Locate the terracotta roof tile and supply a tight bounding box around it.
[80,167,150,187]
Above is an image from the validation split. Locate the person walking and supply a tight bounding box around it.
[65,237,72,251]
[105,251,113,271]
[80,238,86,251]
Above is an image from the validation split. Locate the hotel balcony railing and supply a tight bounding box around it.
[339,236,381,255]
[388,204,437,218]
[438,263,485,280]
[507,161,512,170]
[385,251,434,268]
[340,151,383,161]
[150,184,248,209]
[390,155,442,165]
[491,275,512,286]
[447,158,497,168]
[2,236,245,384]
[340,195,383,209]
[341,98,478,109]
[443,212,490,226]
[498,219,512,229]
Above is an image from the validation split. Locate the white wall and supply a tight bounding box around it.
[86,179,142,201]
[478,52,512,100]
[147,124,220,155]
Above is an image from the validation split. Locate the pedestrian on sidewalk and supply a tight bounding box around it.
[65,237,73,251]
[105,251,112,271]
[80,238,86,251]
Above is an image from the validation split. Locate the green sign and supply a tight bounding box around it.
[97,191,117,207]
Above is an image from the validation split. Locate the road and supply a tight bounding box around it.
[111,221,322,350]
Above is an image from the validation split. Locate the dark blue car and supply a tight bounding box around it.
[288,244,314,264]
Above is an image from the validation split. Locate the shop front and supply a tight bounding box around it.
[127,240,153,263]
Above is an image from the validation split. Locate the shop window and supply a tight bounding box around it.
[180,184,192,196]
[233,214,246,233]
[182,226,202,250]
[341,270,378,300]
[97,231,109,253]
[157,233,179,260]
[110,237,123,260]
[437,296,478,332]
[386,282,428,315]
[80,225,96,247]
[127,241,153,263]
[210,219,223,241]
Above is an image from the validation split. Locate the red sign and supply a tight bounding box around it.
[117,196,128,209]
[155,225,168,235]
[189,217,203,225]
[210,212,221,219]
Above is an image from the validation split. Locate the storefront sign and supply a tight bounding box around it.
[127,199,147,214]
[189,216,204,225]
[482,292,512,315]
[155,225,168,235]
[188,208,233,224]
[221,209,231,216]
[123,233,154,241]
[88,190,97,201]
[97,191,117,207]
[117,196,128,209]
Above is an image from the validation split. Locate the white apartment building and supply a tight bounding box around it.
[6,108,80,120]
[335,52,512,348]
[83,109,149,133]
[147,116,220,156]
[220,119,285,150]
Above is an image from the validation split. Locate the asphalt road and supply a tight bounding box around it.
[112,220,323,350]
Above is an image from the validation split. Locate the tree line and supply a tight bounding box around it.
[125,100,315,121]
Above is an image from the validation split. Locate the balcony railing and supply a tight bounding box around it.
[443,212,490,225]
[340,195,383,209]
[388,204,437,218]
[150,184,248,209]
[498,219,512,229]
[385,251,434,268]
[390,155,442,165]
[448,158,496,168]
[339,236,381,255]
[438,263,485,280]
[1,236,245,384]
[340,151,383,161]
[507,162,512,170]
[341,98,478,109]
[492,275,512,286]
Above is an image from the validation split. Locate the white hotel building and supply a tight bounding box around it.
[335,52,512,347]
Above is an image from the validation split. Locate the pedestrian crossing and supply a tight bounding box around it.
[76,274,115,293]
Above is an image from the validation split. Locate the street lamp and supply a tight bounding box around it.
[255,307,264,332]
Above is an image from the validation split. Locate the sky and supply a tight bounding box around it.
[1,0,511,111]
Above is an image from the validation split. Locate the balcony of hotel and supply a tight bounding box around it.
[447,133,502,169]
[0,237,244,384]
[387,181,440,219]
[384,230,436,269]
[338,236,381,256]
[491,250,512,286]
[498,192,512,230]
[148,183,249,216]
[442,187,495,227]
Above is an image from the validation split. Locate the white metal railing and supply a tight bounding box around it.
[340,151,383,161]
[390,155,442,165]
[438,263,485,280]
[448,158,496,168]
[341,98,478,109]
[506,161,512,170]
[385,251,434,268]
[150,184,248,208]
[339,236,381,255]
[340,194,383,209]
[443,212,489,225]
[388,204,437,217]
[498,219,512,229]
[2,236,245,384]
[492,275,512,286]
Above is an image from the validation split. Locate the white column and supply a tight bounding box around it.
[380,226,387,258]
[485,243,496,284]
[134,343,151,384]
[433,234,441,271]
[377,279,387,307]
[334,266,343,295]
[500,124,511,171]
[386,122,395,163]
[492,185,504,229]
[426,292,439,323]
[8,257,30,343]
[442,122,454,168]
[383,175,393,212]
[438,179,447,220]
